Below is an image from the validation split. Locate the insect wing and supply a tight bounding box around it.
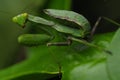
[44,9,91,32]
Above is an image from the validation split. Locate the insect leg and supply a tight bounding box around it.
[103,17,120,27]
[90,17,102,38]
[68,36,112,55]
[91,16,120,37]
[47,38,72,46]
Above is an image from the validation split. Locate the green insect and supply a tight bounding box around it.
[13,9,120,54]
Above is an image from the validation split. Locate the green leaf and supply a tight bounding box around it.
[69,60,109,80]
[0,32,114,80]
[107,29,120,80]
[0,46,61,80]
[11,72,59,80]
[61,32,114,80]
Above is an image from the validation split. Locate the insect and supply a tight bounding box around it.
[13,9,120,54]
[12,9,120,80]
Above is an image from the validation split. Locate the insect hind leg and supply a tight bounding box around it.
[90,17,102,38]
[90,16,120,38]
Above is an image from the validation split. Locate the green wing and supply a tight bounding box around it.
[44,9,91,32]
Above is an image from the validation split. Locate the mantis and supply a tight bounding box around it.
[13,9,120,54]
[12,9,120,80]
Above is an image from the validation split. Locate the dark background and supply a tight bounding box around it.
[72,0,119,33]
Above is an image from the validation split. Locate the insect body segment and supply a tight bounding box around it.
[12,13,28,28]
[18,34,52,46]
